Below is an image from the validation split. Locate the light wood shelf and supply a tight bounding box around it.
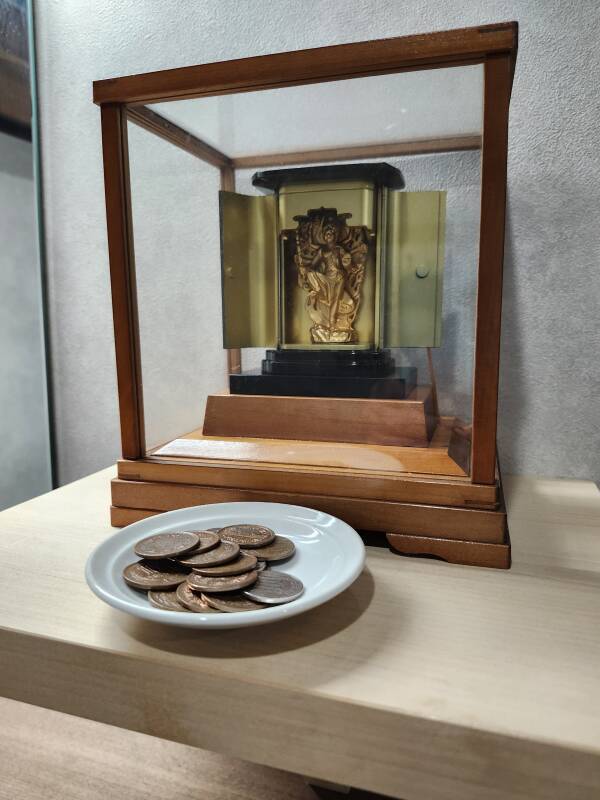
[0,469,599,798]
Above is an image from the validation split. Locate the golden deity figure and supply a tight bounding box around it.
[293,207,369,344]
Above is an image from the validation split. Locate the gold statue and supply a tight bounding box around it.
[293,207,369,344]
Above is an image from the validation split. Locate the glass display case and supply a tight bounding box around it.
[96,21,518,568]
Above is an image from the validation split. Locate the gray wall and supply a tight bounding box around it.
[0,131,52,508]
[33,0,600,484]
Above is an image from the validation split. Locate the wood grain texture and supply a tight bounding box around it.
[127,104,232,168]
[386,530,511,569]
[202,388,436,447]
[110,478,507,542]
[1,468,600,800]
[152,416,468,477]
[231,134,481,168]
[117,458,499,509]
[470,54,512,484]
[100,105,145,459]
[93,22,517,105]
[111,505,156,526]
[0,698,326,800]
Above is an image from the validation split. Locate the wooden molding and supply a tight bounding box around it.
[117,457,499,508]
[470,54,512,484]
[93,22,518,105]
[110,478,507,542]
[100,105,145,459]
[126,105,232,168]
[231,135,481,169]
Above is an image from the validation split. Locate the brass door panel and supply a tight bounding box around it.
[220,191,277,348]
[383,191,446,348]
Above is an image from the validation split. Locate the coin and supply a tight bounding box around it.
[255,560,267,572]
[201,592,267,613]
[123,560,189,590]
[241,535,295,562]
[243,570,304,604]
[148,589,188,612]
[179,529,220,555]
[219,524,275,548]
[176,582,221,613]
[180,540,240,567]
[134,531,199,559]
[186,570,258,593]
[192,551,257,577]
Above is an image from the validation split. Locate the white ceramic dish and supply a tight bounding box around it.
[85,502,365,629]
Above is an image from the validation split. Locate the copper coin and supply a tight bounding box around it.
[181,540,240,568]
[123,560,189,590]
[202,592,266,613]
[134,531,199,559]
[177,530,220,555]
[176,582,221,613]
[219,524,275,548]
[186,570,258,593]
[255,560,267,572]
[241,535,295,562]
[243,570,304,604]
[148,589,188,612]
[192,552,258,577]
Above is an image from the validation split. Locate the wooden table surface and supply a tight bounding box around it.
[1,468,599,800]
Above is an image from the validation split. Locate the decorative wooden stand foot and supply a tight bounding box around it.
[386,529,511,569]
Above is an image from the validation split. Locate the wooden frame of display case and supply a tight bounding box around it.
[95,21,518,568]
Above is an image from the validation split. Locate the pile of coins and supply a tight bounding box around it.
[122,524,304,614]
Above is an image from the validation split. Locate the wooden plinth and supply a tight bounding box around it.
[203,387,437,447]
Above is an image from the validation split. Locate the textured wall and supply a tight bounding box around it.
[34,0,600,484]
[0,132,52,509]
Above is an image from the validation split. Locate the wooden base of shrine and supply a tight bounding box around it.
[112,416,510,568]
[111,477,507,542]
[110,503,510,569]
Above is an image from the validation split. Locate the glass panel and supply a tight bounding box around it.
[155,66,482,157]
[131,63,483,471]
[127,120,226,452]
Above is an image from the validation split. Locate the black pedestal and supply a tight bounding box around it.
[229,349,417,400]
